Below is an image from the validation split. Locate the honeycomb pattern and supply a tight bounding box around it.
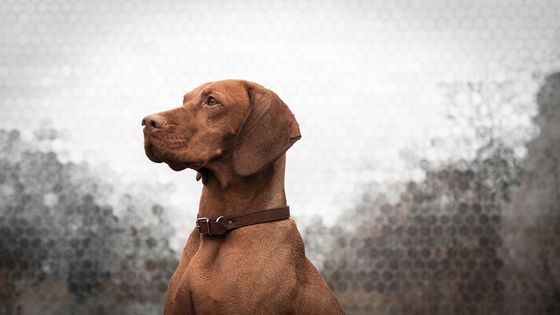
[0,130,178,314]
[1,0,560,314]
[304,73,560,315]
[316,165,510,315]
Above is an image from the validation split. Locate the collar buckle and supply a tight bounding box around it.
[196,217,211,236]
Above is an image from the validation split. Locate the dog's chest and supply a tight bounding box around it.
[179,238,297,314]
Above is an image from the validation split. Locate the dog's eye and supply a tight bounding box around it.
[206,96,218,106]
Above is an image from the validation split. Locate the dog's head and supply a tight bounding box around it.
[142,80,301,176]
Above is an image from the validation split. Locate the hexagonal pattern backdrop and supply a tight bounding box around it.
[1,0,559,314]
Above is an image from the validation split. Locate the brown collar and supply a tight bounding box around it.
[196,206,290,236]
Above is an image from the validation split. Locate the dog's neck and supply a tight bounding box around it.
[197,155,287,218]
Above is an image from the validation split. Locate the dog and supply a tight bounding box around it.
[142,79,345,314]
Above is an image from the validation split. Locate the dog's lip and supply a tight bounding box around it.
[167,160,202,171]
[189,161,204,169]
[144,132,206,170]
[168,161,188,171]
[144,143,163,163]
[145,141,204,170]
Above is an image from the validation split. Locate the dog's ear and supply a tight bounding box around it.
[232,85,301,176]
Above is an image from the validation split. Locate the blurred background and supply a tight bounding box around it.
[1,0,559,314]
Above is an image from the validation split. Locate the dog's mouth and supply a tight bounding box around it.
[144,141,163,163]
[144,139,203,171]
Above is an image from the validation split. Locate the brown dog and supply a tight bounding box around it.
[142,80,345,315]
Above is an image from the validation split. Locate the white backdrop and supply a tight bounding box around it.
[1,0,559,250]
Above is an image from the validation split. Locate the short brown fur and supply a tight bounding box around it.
[142,80,345,315]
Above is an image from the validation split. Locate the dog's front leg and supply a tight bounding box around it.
[163,229,200,315]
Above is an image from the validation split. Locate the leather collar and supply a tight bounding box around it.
[196,206,290,236]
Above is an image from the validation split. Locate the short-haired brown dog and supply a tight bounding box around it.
[142,80,345,314]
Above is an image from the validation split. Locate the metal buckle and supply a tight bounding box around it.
[196,217,211,236]
[216,216,233,229]
[215,216,224,224]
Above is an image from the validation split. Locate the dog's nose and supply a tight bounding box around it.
[142,114,167,130]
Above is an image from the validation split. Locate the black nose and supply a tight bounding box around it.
[142,114,167,130]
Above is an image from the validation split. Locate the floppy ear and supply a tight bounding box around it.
[232,85,301,176]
